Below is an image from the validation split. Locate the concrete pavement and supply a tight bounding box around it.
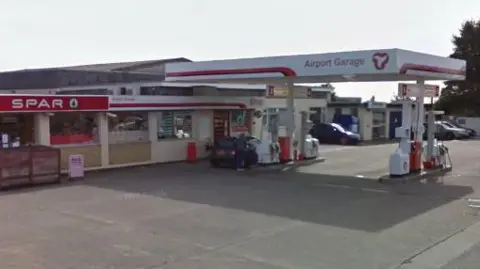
[0,140,479,268]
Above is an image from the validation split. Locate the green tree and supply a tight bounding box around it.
[436,20,480,116]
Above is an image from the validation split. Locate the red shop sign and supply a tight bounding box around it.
[0,95,109,112]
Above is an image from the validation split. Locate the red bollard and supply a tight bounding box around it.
[187,141,197,163]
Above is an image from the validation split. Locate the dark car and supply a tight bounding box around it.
[309,123,361,145]
[210,136,259,168]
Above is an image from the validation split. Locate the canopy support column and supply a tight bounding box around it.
[414,80,425,142]
[286,80,295,161]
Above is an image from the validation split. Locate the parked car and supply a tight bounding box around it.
[433,121,470,140]
[419,122,469,141]
[209,136,259,168]
[421,123,442,140]
[309,123,361,145]
[441,120,476,137]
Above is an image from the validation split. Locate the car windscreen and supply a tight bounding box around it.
[214,138,235,148]
[438,123,452,130]
[442,121,457,128]
[330,123,346,133]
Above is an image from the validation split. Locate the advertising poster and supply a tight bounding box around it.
[231,110,249,133]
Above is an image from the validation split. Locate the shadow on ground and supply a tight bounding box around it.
[76,164,473,233]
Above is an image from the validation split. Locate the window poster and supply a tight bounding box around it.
[231,110,249,133]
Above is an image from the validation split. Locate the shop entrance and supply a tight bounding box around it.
[213,110,230,140]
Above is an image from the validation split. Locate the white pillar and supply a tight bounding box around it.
[426,110,435,159]
[148,112,158,142]
[34,113,51,145]
[148,112,159,161]
[97,112,109,167]
[400,100,412,154]
[415,80,425,142]
[286,80,295,160]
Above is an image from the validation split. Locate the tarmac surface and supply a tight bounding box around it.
[1,140,480,269]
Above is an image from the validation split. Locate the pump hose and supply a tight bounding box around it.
[445,146,453,168]
[440,144,453,168]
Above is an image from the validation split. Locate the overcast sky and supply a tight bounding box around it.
[1,0,478,101]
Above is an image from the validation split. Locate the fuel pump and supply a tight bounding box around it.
[257,109,281,165]
[390,82,442,177]
[423,110,449,169]
[389,99,412,176]
[299,111,319,160]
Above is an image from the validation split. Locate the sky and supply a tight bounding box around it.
[1,0,479,101]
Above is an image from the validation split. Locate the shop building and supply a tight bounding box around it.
[0,93,264,172]
[326,98,388,141]
[0,59,270,171]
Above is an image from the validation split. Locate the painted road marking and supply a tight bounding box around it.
[314,183,389,194]
[360,187,389,194]
[395,221,480,269]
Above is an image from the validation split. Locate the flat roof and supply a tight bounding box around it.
[165,49,466,84]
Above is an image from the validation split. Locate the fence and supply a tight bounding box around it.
[0,145,61,189]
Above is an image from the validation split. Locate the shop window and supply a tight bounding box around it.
[372,126,386,139]
[0,114,34,146]
[311,91,328,99]
[50,112,98,145]
[309,110,323,124]
[57,88,113,95]
[108,112,149,143]
[372,112,386,126]
[351,108,359,117]
[218,89,265,97]
[158,110,193,139]
[140,86,193,96]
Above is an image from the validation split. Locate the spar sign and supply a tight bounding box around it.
[398,83,440,98]
[1,95,110,112]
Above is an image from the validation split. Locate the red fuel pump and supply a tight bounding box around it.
[278,136,292,163]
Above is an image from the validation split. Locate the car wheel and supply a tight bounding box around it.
[340,137,348,145]
[210,161,220,168]
[445,132,455,140]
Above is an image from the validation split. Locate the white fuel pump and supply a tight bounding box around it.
[389,100,412,177]
[299,111,320,159]
[257,109,282,165]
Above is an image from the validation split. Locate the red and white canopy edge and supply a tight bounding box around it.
[164,49,466,84]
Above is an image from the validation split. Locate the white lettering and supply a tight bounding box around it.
[11,99,23,109]
[52,99,63,108]
[11,98,64,109]
[26,99,38,108]
[305,58,365,68]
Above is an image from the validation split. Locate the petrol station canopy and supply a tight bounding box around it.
[165,49,466,84]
